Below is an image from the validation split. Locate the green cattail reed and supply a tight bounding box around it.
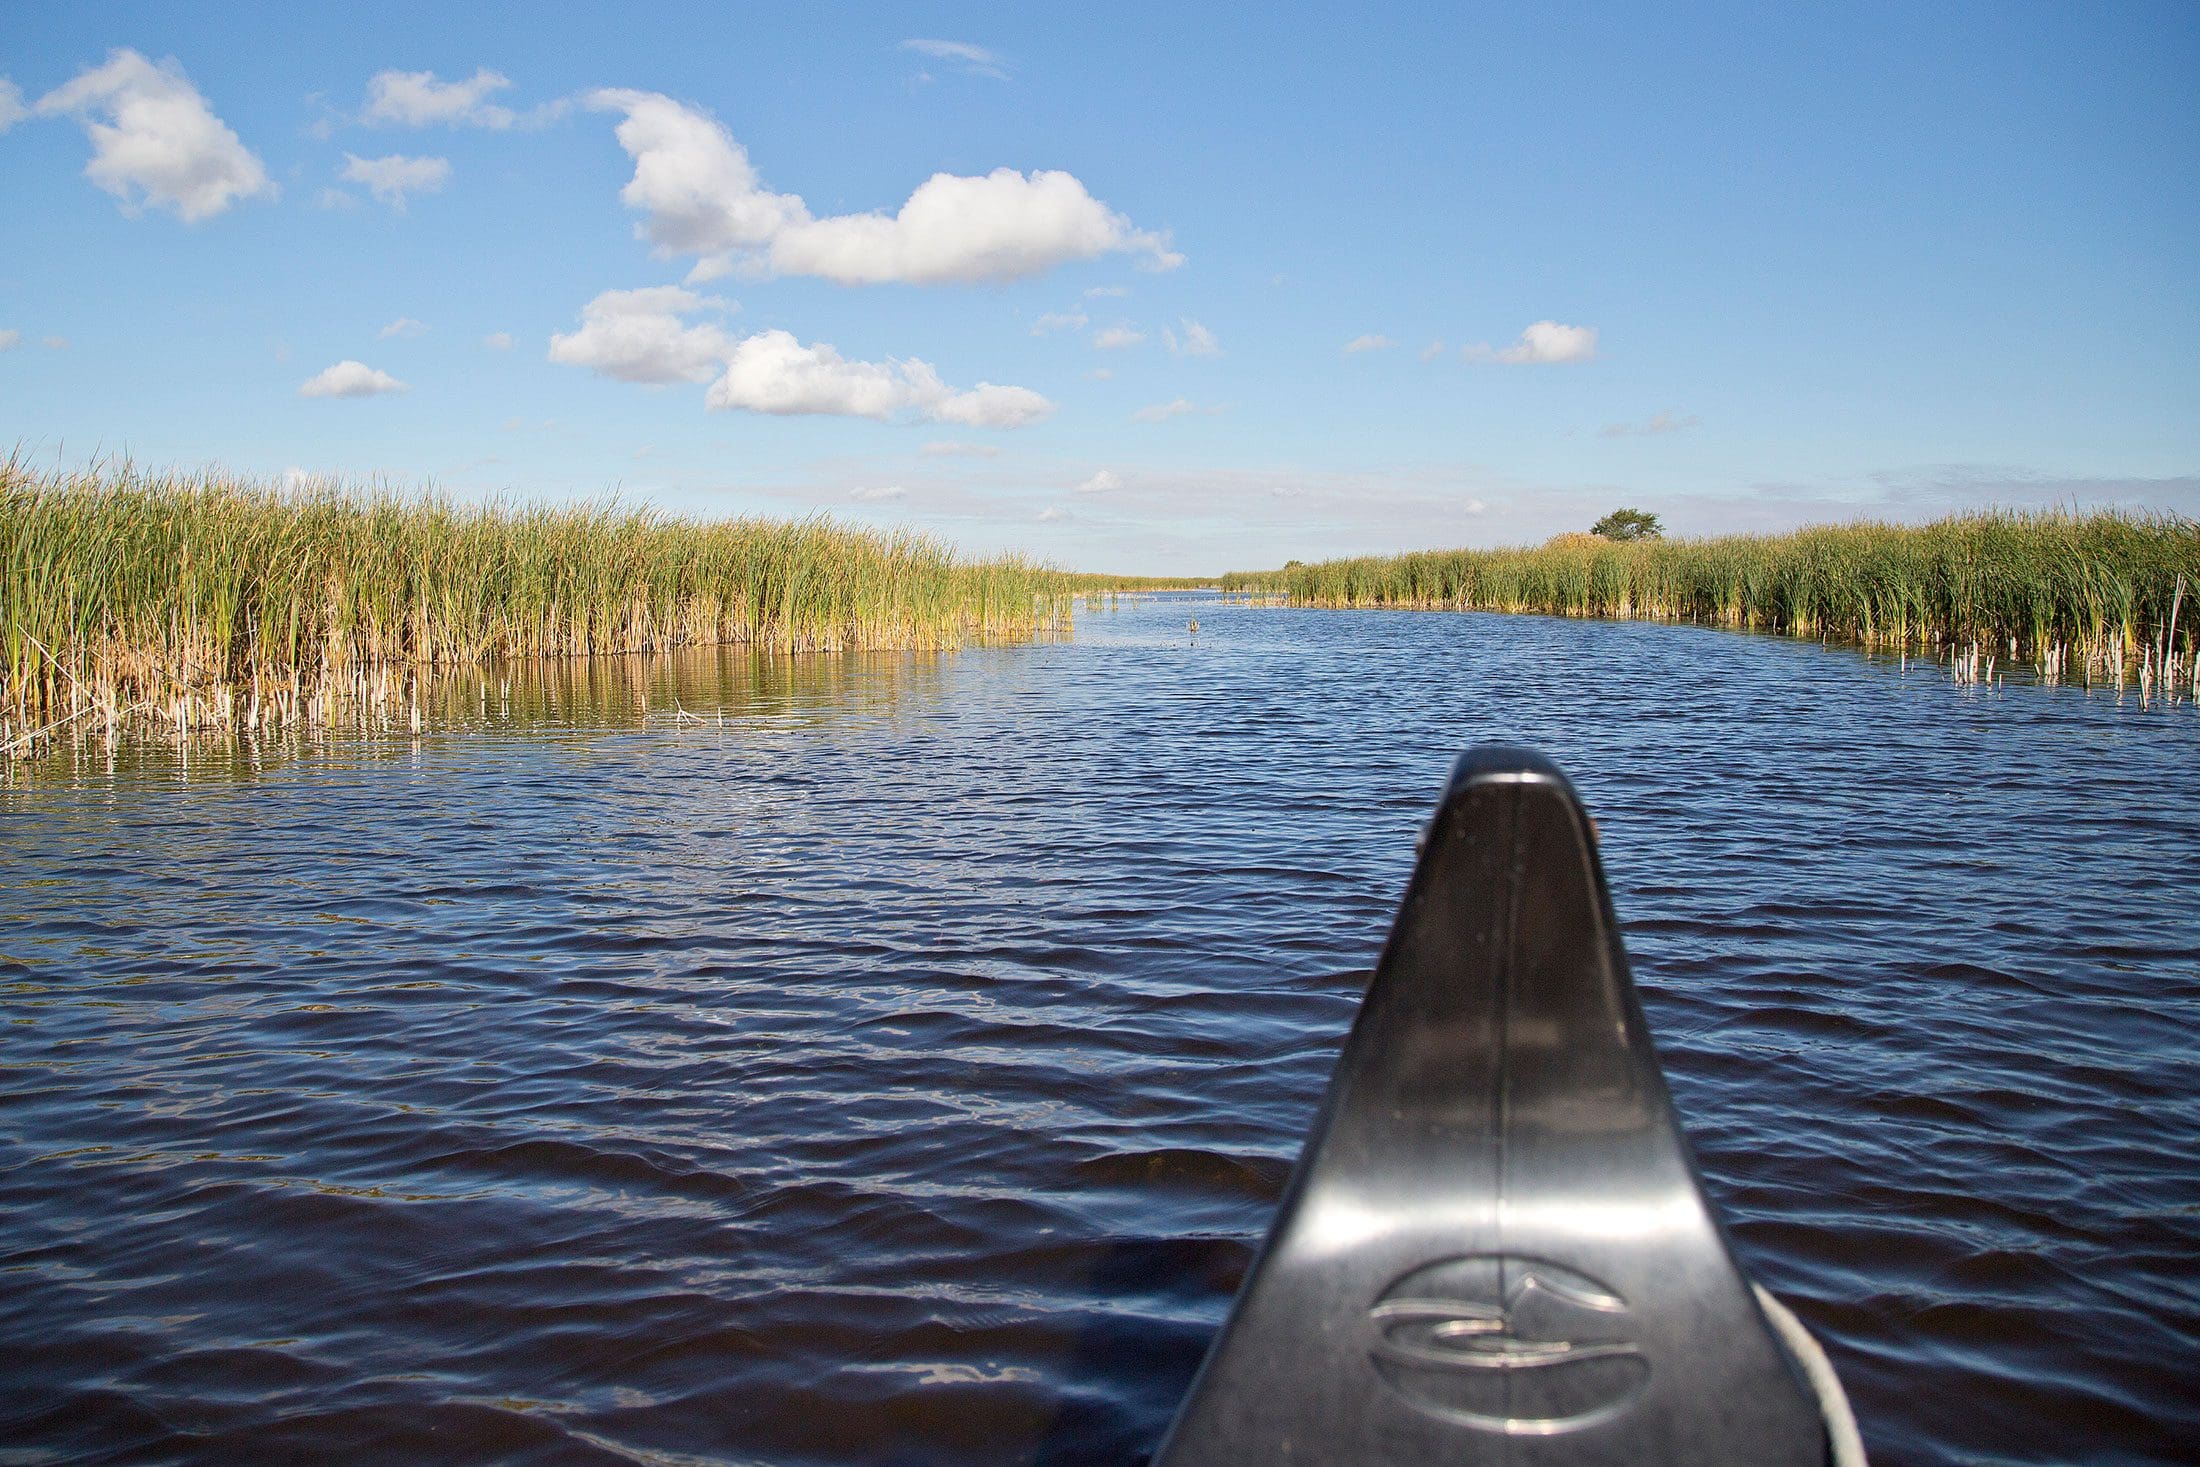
[1223,510,2198,690]
[2,459,1073,757]
[1057,574,1197,595]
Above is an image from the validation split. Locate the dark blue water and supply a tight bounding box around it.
[3,594,2196,1465]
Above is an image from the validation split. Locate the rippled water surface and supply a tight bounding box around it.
[4,595,2196,1465]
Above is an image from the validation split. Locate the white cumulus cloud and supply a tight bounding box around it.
[341,153,450,211]
[587,89,1181,284]
[379,317,427,339]
[548,286,734,385]
[1345,333,1395,354]
[300,361,407,398]
[1166,319,1220,356]
[708,331,910,417]
[705,328,1054,427]
[35,50,272,221]
[1466,320,1599,365]
[364,68,514,128]
[587,90,804,258]
[774,169,1179,285]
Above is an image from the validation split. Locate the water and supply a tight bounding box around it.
[3,594,2195,1465]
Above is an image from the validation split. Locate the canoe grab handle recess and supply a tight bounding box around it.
[1154,746,1860,1466]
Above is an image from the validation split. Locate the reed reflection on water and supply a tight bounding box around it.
[2,594,2195,1465]
[17,641,973,782]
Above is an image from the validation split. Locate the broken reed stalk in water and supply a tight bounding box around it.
[1,460,1075,759]
[1220,509,2200,692]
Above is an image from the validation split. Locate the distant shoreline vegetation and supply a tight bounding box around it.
[2,462,1075,759]
[1221,510,2197,694]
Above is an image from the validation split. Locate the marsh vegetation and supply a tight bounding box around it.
[1,462,1075,759]
[1223,510,2197,695]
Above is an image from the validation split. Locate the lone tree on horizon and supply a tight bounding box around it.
[1591,508,1664,542]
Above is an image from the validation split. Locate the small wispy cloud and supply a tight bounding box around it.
[851,485,906,502]
[42,336,68,350]
[1344,333,1395,354]
[341,153,450,211]
[364,68,515,128]
[1165,318,1220,356]
[899,39,1009,80]
[1418,339,1445,362]
[379,317,427,339]
[1032,308,1088,335]
[921,440,1002,458]
[1093,325,1145,350]
[1132,397,1212,423]
[1601,410,1699,438]
[1038,505,1071,523]
[1464,320,1599,365]
[483,331,513,350]
[0,329,19,351]
[1084,285,1129,299]
[0,80,26,133]
[299,360,407,398]
[1076,469,1121,494]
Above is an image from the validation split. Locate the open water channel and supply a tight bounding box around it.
[3,592,2195,1464]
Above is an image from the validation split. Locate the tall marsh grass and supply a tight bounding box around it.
[1223,510,2198,692]
[2,461,1071,756]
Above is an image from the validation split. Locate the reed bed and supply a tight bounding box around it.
[2,461,1071,759]
[1057,573,1202,593]
[1064,578,1200,617]
[1222,509,2199,695]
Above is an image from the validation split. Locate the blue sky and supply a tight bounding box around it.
[3,3,2195,573]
